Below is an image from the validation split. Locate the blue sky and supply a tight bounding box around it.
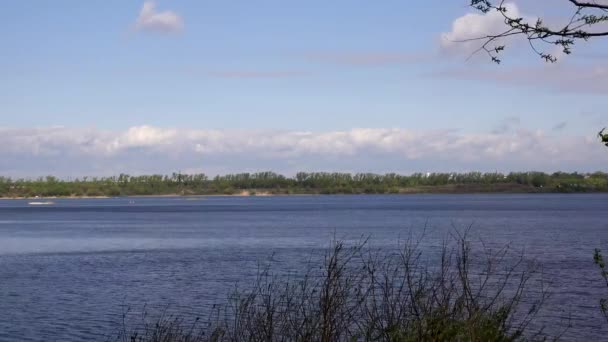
[1,1,607,176]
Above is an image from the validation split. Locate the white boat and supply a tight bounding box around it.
[28,201,55,205]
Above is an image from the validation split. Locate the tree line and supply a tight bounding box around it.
[1,171,608,197]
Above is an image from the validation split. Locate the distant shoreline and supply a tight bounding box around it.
[0,191,282,200]
[3,172,607,198]
[2,186,607,200]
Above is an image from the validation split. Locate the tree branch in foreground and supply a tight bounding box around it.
[467,0,608,63]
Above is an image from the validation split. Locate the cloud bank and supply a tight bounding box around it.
[0,126,603,177]
[134,1,183,33]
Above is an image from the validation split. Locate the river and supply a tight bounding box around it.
[0,194,607,341]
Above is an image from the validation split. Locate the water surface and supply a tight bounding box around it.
[0,194,607,341]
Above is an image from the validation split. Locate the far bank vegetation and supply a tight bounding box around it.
[2,171,608,198]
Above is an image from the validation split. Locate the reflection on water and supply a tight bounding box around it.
[0,194,607,341]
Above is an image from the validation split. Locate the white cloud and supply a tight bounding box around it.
[433,63,608,94]
[0,126,604,176]
[107,126,177,153]
[441,2,532,56]
[134,1,183,33]
[304,52,427,66]
[206,71,308,79]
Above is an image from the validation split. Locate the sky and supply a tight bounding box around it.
[1,0,607,177]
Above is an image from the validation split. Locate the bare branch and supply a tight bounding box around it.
[468,0,608,62]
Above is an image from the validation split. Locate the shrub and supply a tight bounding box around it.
[115,232,551,342]
[593,249,608,323]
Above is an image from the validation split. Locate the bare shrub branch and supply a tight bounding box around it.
[115,232,554,342]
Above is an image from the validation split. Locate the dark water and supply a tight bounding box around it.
[0,194,607,341]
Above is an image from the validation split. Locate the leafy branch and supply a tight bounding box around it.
[468,0,608,63]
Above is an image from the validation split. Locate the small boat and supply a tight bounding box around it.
[28,201,55,205]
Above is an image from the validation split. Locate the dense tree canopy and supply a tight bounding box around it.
[1,171,607,197]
